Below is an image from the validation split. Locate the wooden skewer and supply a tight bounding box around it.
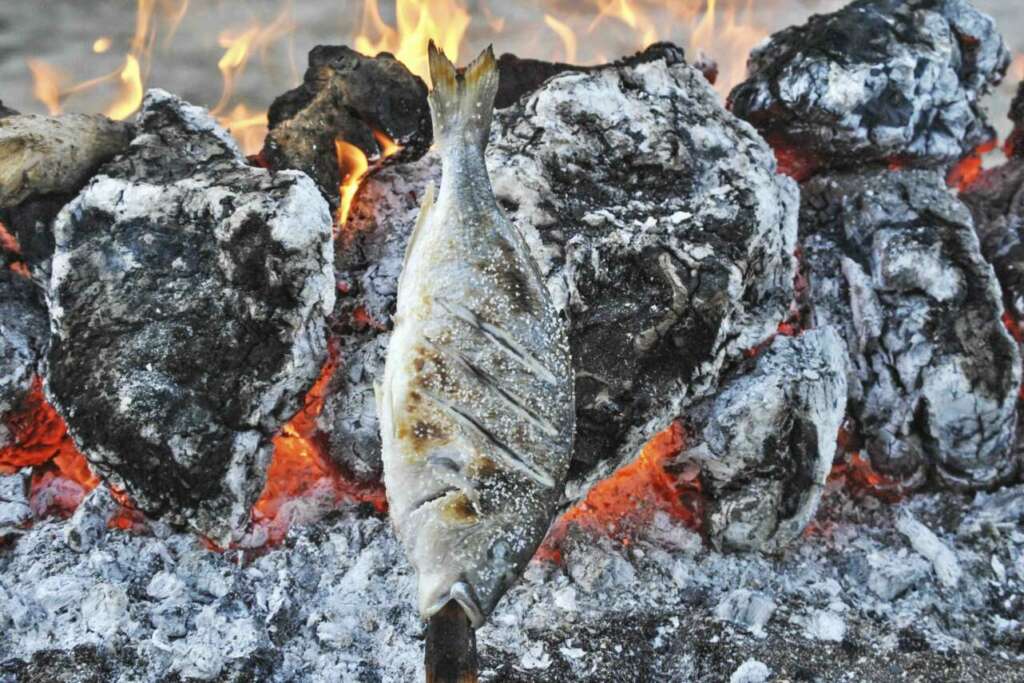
[425,600,478,683]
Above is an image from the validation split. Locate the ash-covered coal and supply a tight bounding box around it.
[729,0,1010,171]
[323,46,799,493]
[2,477,1023,681]
[262,46,430,208]
[800,169,1020,490]
[0,271,48,451]
[1008,81,1024,156]
[0,470,30,540]
[676,328,847,552]
[45,89,335,543]
[962,156,1024,320]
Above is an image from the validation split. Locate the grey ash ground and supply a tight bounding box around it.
[1,479,1023,681]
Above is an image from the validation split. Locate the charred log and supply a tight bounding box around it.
[324,48,799,495]
[46,90,335,542]
[0,113,132,209]
[0,271,48,451]
[800,169,1020,490]
[961,157,1024,320]
[729,0,1010,171]
[262,46,431,208]
[676,328,847,552]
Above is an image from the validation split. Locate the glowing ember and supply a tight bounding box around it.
[250,344,387,547]
[766,136,820,182]
[947,139,996,192]
[0,221,22,255]
[828,451,904,503]
[0,377,99,517]
[537,421,700,562]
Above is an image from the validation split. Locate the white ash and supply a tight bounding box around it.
[729,0,1010,168]
[0,270,48,449]
[45,89,335,544]
[676,328,847,552]
[800,169,1021,490]
[2,482,1023,681]
[896,511,963,588]
[325,46,799,495]
[0,471,30,541]
[729,659,771,683]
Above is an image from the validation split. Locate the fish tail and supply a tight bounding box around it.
[425,600,478,683]
[427,41,498,153]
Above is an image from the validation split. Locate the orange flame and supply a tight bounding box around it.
[947,138,996,192]
[0,377,100,517]
[353,0,470,82]
[537,421,701,562]
[250,344,387,546]
[334,129,402,232]
[544,15,578,64]
[92,37,113,55]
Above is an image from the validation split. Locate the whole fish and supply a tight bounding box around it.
[378,41,575,645]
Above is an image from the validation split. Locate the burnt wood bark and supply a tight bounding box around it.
[801,169,1020,490]
[45,90,335,542]
[729,0,1010,171]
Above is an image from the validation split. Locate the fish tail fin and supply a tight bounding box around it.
[425,600,478,683]
[427,41,498,153]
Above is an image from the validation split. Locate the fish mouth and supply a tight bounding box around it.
[426,580,485,629]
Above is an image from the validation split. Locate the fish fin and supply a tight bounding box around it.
[425,600,478,683]
[398,182,436,296]
[427,41,498,153]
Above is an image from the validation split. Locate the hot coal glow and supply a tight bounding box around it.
[250,343,387,547]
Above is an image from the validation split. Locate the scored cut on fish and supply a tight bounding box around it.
[378,42,575,631]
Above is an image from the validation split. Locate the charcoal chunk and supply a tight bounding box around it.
[801,169,1020,489]
[0,101,16,118]
[729,0,1010,169]
[262,46,431,208]
[46,89,335,542]
[676,328,848,552]
[322,47,798,492]
[961,157,1024,319]
[1007,82,1024,158]
[0,270,48,450]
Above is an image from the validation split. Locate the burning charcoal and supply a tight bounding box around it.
[961,157,1024,319]
[676,328,848,552]
[46,89,335,543]
[0,192,71,283]
[0,113,132,208]
[729,0,1010,170]
[493,43,685,109]
[323,46,799,490]
[262,46,430,208]
[0,270,48,450]
[801,169,1020,490]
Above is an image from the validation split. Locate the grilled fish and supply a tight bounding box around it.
[378,42,575,630]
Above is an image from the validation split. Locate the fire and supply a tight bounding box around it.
[0,221,21,255]
[354,0,470,82]
[334,130,403,232]
[0,377,99,517]
[544,15,577,64]
[92,37,113,54]
[210,9,294,154]
[947,139,996,192]
[688,0,764,97]
[828,451,904,503]
[250,344,387,546]
[537,421,701,562]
